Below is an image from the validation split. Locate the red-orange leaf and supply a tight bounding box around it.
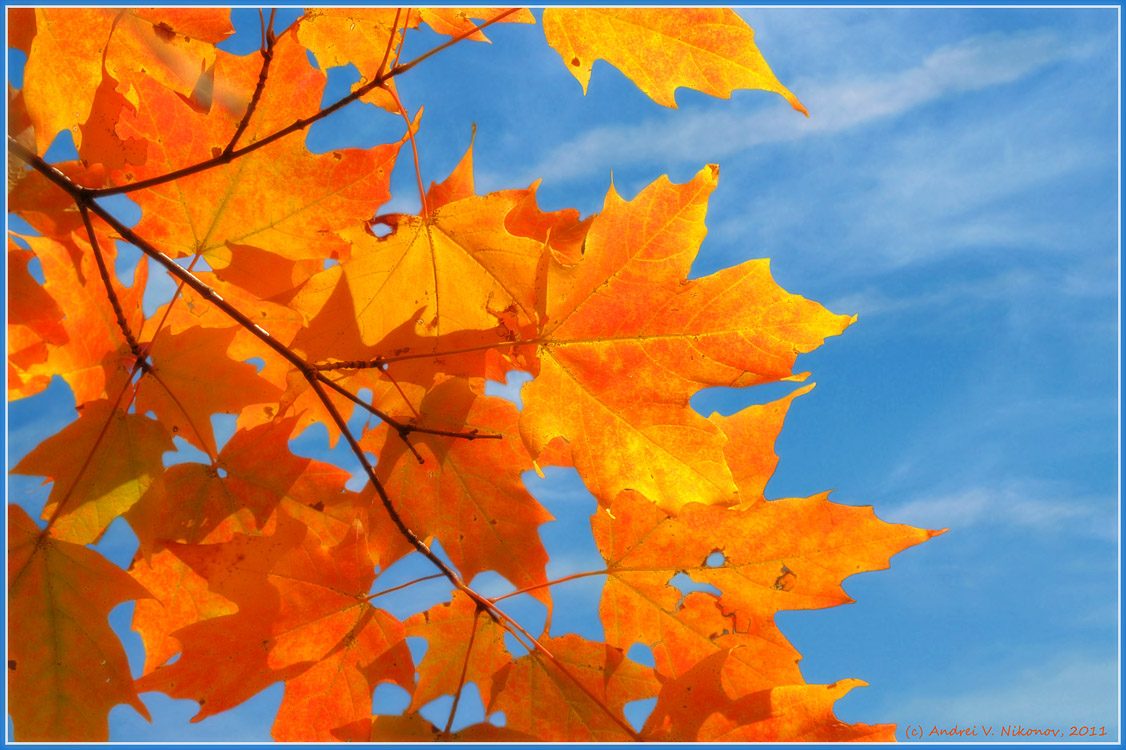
[111,30,400,263]
[136,511,409,738]
[403,591,513,713]
[490,634,659,741]
[12,232,147,405]
[368,379,554,605]
[134,325,280,456]
[21,8,233,154]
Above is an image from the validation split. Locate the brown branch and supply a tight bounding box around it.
[78,204,144,360]
[314,371,501,443]
[10,138,470,593]
[89,8,523,199]
[222,9,276,156]
[301,369,472,588]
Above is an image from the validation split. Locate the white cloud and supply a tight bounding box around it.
[884,479,1117,541]
[523,30,1082,184]
[890,652,1119,740]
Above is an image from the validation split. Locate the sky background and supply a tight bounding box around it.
[6,5,1120,744]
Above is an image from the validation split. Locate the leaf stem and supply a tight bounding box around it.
[441,608,480,738]
[364,573,445,602]
[490,569,609,603]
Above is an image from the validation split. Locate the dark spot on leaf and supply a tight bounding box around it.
[211,146,222,159]
[570,56,580,66]
[773,566,796,592]
[153,21,175,42]
[8,660,16,671]
[313,501,325,512]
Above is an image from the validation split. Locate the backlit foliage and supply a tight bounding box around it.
[7,7,941,741]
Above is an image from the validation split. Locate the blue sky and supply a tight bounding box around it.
[6,6,1120,743]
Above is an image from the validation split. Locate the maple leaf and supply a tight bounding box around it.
[404,591,513,714]
[136,511,411,738]
[543,8,807,112]
[490,634,659,741]
[521,165,853,513]
[6,7,941,743]
[21,8,233,155]
[9,232,147,405]
[108,29,400,263]
[592,489,942,697]
[365,378,554,606]
[13,399,173,545]
[8,505,152,740]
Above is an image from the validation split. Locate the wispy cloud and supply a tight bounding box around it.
[884,479,1117,540]
[521,30,1083,184]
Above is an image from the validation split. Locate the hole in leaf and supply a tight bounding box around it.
[164,436,210,468]
[624,697,657,732]
[706,550,725,567]
[627,643,655,668]
[420,683,485,734]
[211,413,237,452]
[484,371,533,410]
[245,357,266,373]
[372,682,411,715]
[44,129,78,162]
[405,636,428,667]
[669,572,721,599]
[113,242,143,287]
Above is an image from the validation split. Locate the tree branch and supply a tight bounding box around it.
[88,8,523,199]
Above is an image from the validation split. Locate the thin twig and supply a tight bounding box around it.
[89,8,522,199]
[388,8,521,79]
[392,8,412,70]
[374,8,403,81]
[490,569,609,603]
[78,205,144,360]
[223,9,276,155]
[387,85,429,218]
[364,573,445,602]
[314,371,501,442]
